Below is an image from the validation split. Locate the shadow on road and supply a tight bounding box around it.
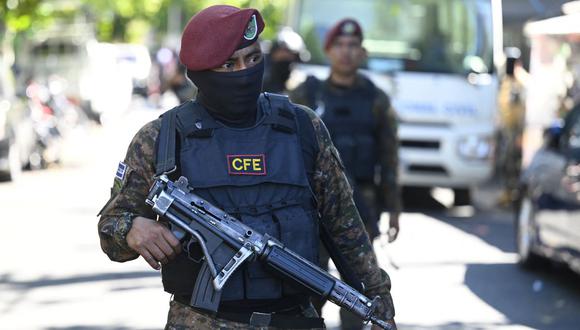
[464,263,580,330]
[392,322,532,330]
[0,271,158,290]
[402,186,515,253]
[402,188,580,330]
[46,327,157,330]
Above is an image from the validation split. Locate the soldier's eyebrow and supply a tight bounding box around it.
[228,43,262,62]
[244,50,262,59]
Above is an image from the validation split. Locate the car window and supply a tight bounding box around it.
[32,41,79,57]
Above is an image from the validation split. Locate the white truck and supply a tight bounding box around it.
[287,0,503,204]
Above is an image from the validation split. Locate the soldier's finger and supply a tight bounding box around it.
[156,239,177,261]
[141,251,160,270]
[162,229,182,253]
[148,244,170,265]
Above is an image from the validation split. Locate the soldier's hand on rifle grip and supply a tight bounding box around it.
[127,216,182,270]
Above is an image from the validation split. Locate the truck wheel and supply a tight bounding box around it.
[453,188,471,206]
[515,194,546,269]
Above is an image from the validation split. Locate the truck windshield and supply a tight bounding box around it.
[295,0,493,75]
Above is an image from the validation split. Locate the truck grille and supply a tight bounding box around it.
[407,165,448,175]
[400,140,440,150]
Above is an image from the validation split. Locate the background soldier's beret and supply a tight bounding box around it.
[324,18,364,50]
[179,5,265,71]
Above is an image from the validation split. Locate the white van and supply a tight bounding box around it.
[287,0,503,204]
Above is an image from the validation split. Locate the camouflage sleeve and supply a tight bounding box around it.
[97,119,161,262]
[374,89,401,214]
[300,106,396,319]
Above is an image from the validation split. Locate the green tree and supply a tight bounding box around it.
[1,0,289,73]
[1,0,43,74]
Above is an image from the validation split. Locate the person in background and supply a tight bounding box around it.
[262,27,309,94]
[290,18,401,330]
[497,47,527,207]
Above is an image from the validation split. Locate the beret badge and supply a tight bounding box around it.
[244,14,258,40]
[342,22,356,34]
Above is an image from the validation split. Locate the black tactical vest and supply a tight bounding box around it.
[158,94,320,303]
[307,76,378,183]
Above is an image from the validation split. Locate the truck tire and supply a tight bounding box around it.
[453,188,471,206]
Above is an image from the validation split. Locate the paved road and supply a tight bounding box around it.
[1,105,579,330]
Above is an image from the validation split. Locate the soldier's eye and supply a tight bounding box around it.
[221,62,235,70]
[250,54,262,63]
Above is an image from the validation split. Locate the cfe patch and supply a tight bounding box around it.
[116,161,127,181]
[227,154,266,176]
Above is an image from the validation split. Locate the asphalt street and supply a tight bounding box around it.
[1,102,580,330]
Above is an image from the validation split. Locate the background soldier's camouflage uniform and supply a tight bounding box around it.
[98,105,395,328]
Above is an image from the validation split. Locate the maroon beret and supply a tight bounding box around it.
[324,18,363,50]
[179,5,265,71]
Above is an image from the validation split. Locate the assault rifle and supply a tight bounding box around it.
[146,175,395,330]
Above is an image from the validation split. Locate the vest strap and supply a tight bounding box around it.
[156,101,221,176]
[177,102,219,138]
[263,92,297,134]
[155,106,178,177]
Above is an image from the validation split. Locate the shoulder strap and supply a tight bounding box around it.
[176,101,220,138]
[155,106,178,177]
[262,92,297,134]
[155,101,221,177]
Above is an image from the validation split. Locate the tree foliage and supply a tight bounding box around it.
[1,0,289,44]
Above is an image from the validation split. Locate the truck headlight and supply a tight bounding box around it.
[457,135,494,160]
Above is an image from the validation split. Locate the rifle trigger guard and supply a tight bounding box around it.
[212,243,254,291]
[185,237,204,263]
[189,229,219,279]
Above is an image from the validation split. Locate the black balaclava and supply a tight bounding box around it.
[187,59,265,128]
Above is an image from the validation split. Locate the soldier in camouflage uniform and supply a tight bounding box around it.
[290,19,401,330]
[290,19,400,244]
[98,5,396,330]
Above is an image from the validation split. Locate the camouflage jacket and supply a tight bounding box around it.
[289,74,401,214]
[97,104,395,319]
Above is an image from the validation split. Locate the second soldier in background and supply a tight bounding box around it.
[291,18,401,330]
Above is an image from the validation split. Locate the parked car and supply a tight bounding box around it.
[515,2,580,274]
[0,64,36,181]
[515,104,580,273]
